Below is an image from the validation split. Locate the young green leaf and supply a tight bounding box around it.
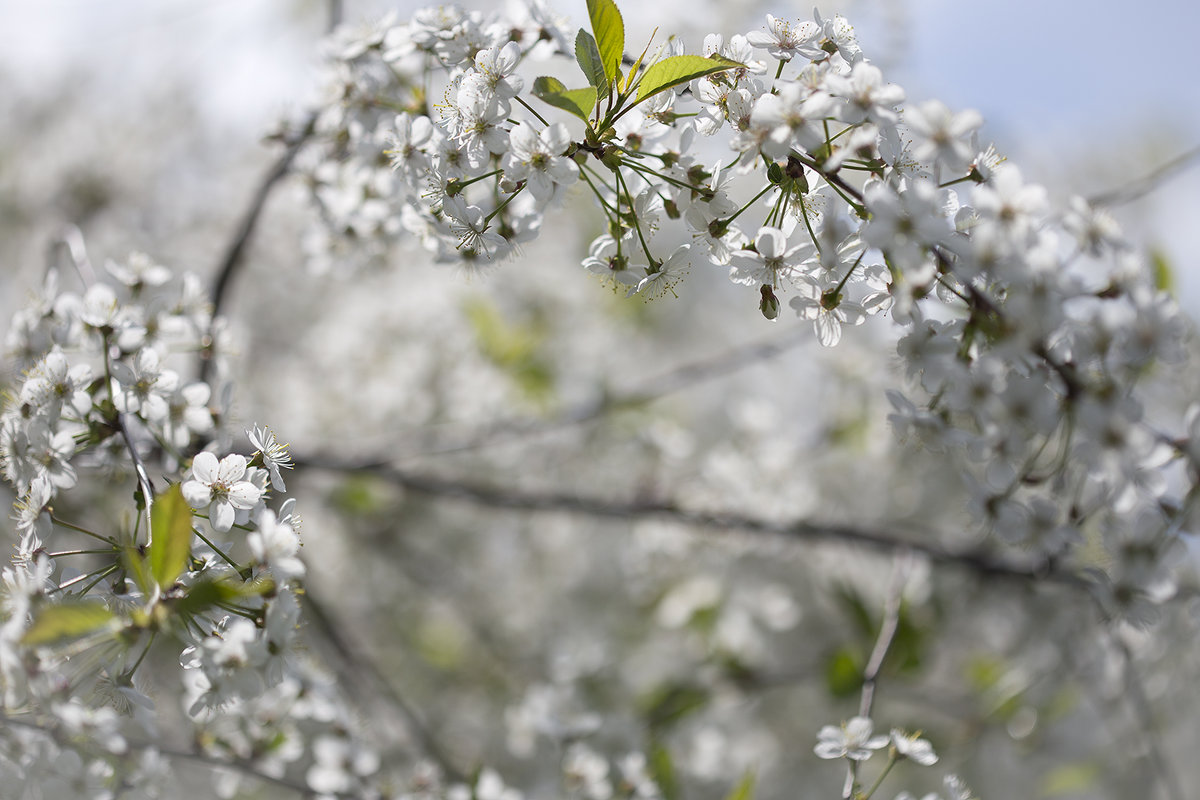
[634,54,742,103]
[586,0,625,82]
[575,29,608,95]
[1151,249,1174,294]
[148,482,194,591]
[532,76,597,123]
[648,742,680,800]
[640,682,710,732]
[723,771,757,800]
[22,601,118,647]
[173,575,275,619]
[620,28,658,95]
[123,545,154,598]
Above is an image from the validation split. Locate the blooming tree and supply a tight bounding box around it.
[1,2,1198,799]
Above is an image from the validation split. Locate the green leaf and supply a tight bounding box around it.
[174,575,276,619]
[123,545,154,598]
[1040,762,1100,796]
[723,770,756,800]
[824,646,864,698]
[532,76,598,123]
[586,0,625,82]
[634,54,742,103]
[834,584,876,641]
[648,741,680,800]
[23,601,117,646]
[465,297,556,405]
[640,682,710,732]
[889,603,926,674]
[575,29,608,95]
[148,483,194,591]
[173,577,242,618]
[1151,248,1174,294]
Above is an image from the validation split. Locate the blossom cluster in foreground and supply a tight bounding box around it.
[307,0,1191,619]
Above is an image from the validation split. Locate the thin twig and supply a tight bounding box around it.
[201,0,345,385]
[858,553,912,720]
[1087,144,1200,207]
[48,225,97,285]
[843,554,911,799]
[293,455,1088,587]
[301,588,469,783]
[201,113,317,384]
[1114,635,1184,800]
[327,0,344,29]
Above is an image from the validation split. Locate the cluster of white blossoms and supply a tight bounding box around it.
[302,0,1193,624]
[0,253,403,795]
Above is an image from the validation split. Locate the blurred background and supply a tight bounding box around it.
[2,2,1199,798]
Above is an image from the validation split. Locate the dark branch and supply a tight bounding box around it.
[1115,636,1185,800]
[201,113,317,384]
[293,454,1089,588]
[201,0,344,384]
[301,589,469,783]
[1087,144,1200,207]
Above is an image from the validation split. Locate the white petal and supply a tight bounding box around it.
[815,313,842,346]
[181,480,212,508]
[191,452,219,484]
[227,481,262,510]
[216,454,248,483]
[211,500,235,532]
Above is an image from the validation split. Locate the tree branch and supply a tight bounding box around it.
[1114,635,1184,800]
[293,455,1088,588]
[300,588,469,783]
[201,113,317,384]
[1087,144,1200,208]
[201,0,344,384]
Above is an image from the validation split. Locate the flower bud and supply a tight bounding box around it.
[759,285,780,320]
[600,147,623,170]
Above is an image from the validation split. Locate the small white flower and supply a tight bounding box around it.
[443,196,508,258]
[19,346,93,423]
[814,716,889,760]
[905,100,983,175]
[466,41,525,100]
[163,383,214,450]
[745,15,820,62]
[500,122,579,202]
[247,424,294,492]
[182,452,262,532]
[385,113,434,181]
[110,348,179,422]
[78,284,121,329]
[790,278,866,347]
[728,226,814,287]
[248,508,305,581]
[633,245,692,299]
[106,252,172,288]
[890,729,938,765]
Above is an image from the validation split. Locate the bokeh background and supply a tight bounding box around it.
[2,2,1199,798]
